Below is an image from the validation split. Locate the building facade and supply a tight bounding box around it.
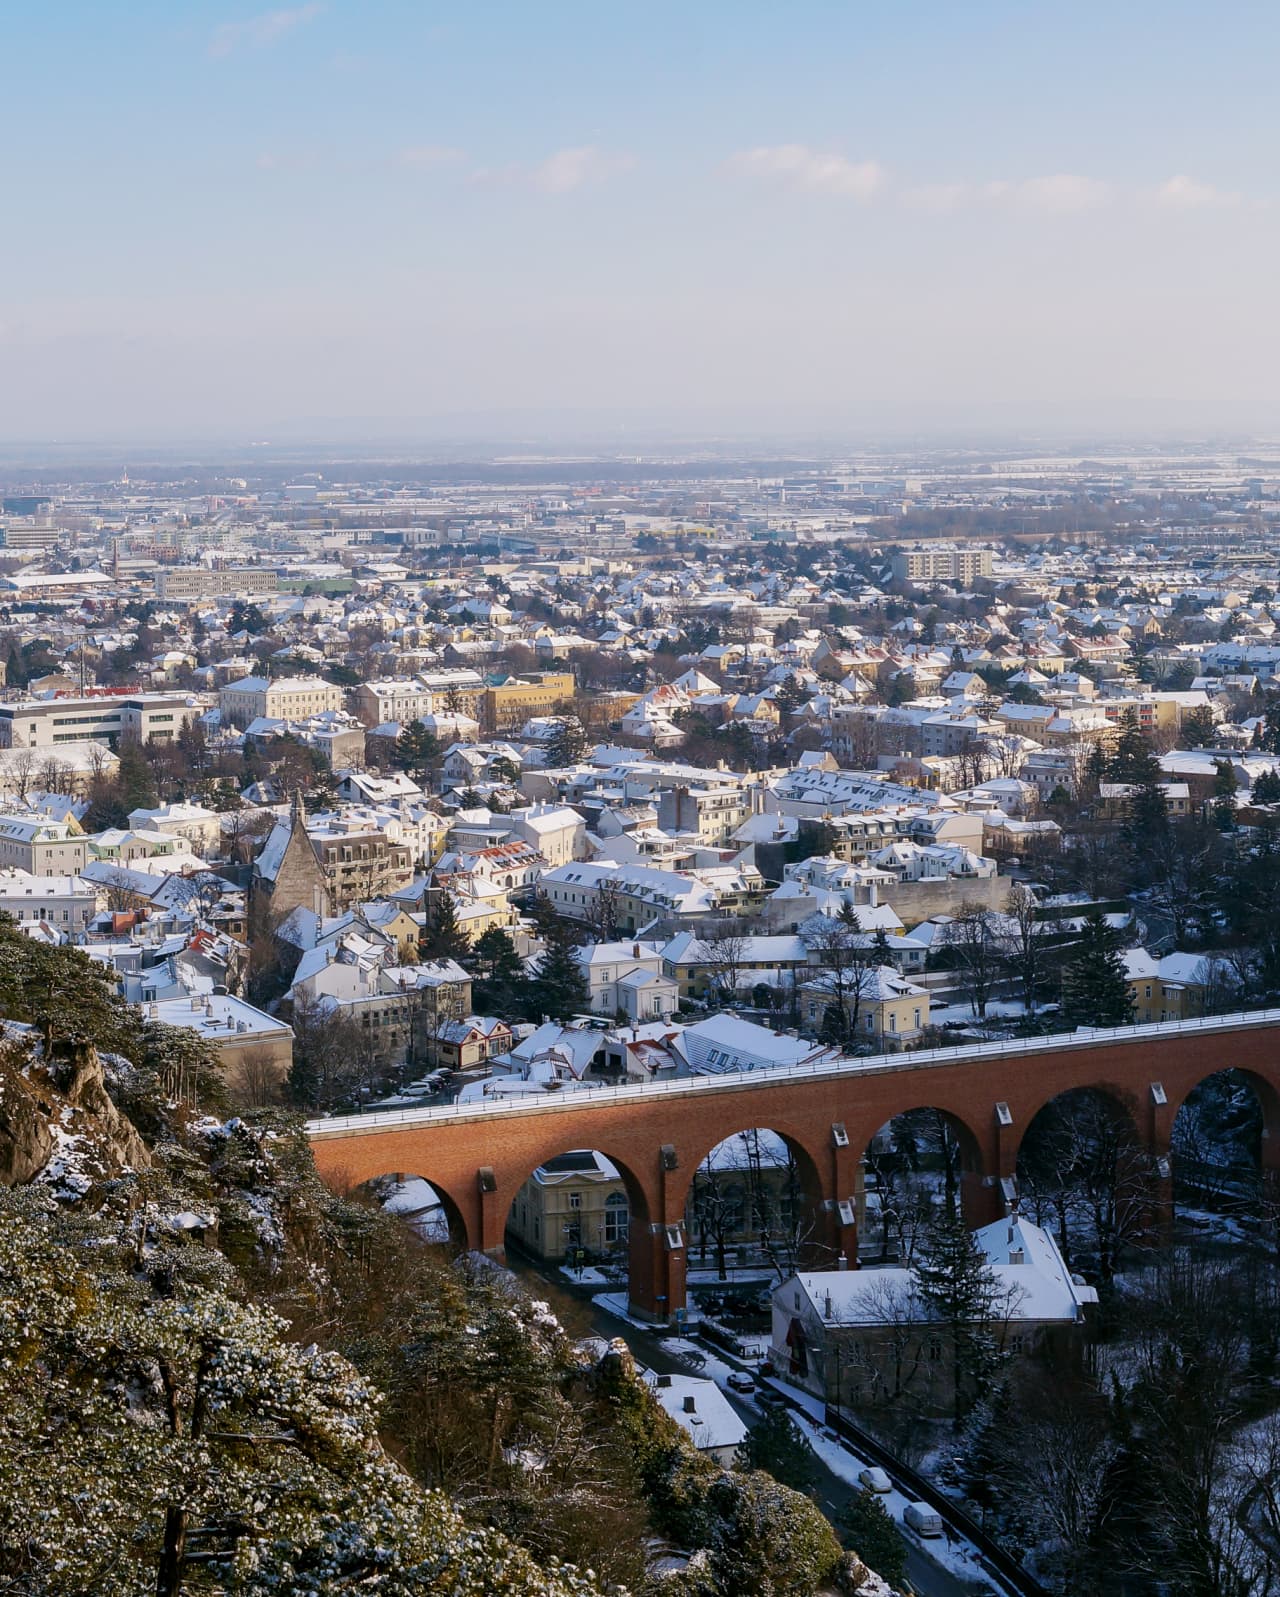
[155,567,279,600]
[220,676,345,729]
[0,692,204,750]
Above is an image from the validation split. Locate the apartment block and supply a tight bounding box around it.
[154,567,279,600]
[890,547,993,584]
[0,692,204,750]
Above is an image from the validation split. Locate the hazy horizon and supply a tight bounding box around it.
[5,2,1279,442]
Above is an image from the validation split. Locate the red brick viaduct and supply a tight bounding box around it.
[307,1013,1280,1320]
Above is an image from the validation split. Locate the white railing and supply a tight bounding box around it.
[305,1006,1280,1139]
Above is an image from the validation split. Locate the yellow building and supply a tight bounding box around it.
[799,967,930,1047]
[1124,950,1220,1023]
[1099,692,1213,739]
[483,672,576,734]
[507,1150,631,1263]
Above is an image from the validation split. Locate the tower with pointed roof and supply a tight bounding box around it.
[251,788,330,921]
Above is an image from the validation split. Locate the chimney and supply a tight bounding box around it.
[683,1395,696,1413]
[824,1290,833,1319]
[837,1253,849,1271]
[632,942,640,958]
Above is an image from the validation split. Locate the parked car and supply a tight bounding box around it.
[725,1371,755,1393]
[859,1466,892,1493]
[904,1502,944,1538]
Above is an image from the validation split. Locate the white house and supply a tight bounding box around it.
[127,802,223,857]
[0,870,97,935]
[645,1373,747,1466]
[674,1012,833,1075]
[508,803,587,867]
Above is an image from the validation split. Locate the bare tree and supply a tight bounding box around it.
[837,709,881,770]
[1017,1088,1157,1277]
[1194,953,1243,1017]
[954,734,987,791]
[999,883,1054,1017]
[695,923,750,1004]
[102,864,145,914]
[36,755,70,795]
[804,910,879,1045]
[4,747,36,803]
[834,1275,930,1418]
[583,878,622,941]
[945,903,1001,1020]
[984,732,1028,781]
[687,1130,815,1282]
[288,991,369,1111]
[688,1160,743,1281]
[864,1107,968,1257]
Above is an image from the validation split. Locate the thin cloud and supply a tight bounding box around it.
[727,144,886,200]
[209,4,324,58]
[1156,174,1240,209]
[902,182,971,213]
[530,146,635,193]
[1003,174,1111,212]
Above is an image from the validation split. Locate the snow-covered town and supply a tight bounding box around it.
[4,3,1280,1594]
[0,445,1278,1593]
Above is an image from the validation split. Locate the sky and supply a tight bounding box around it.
[3,1,1280,446]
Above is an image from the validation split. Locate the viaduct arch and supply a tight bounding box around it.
[309,1012,1280,1321]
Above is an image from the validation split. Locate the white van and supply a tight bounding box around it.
[904,1501,944,1538]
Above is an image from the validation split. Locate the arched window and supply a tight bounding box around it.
[603,1191,629,1245]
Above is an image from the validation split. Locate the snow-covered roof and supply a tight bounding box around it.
[645,1374,747,1454]
[786,1216,1092,1327]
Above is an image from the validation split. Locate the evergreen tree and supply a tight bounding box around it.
[545,716,589,768]
[1211,758,1237,830]
[913,1207,1007,1426]
[470,926,524,1015]
[1258,691,1280,753]
[1251,768,1280,805]
[819,1000,850,1049]
[418,890,472,963]
[285,1040,321,1109]
[1059,912,1135,1030]
[83,788,129,833]
[526,911,590,1022]
[395,719,440,782]
[116,737,157,812]
[1108,709,1162,785]
[735,1408,817,1495]
[205,777,243,812]
[489,755,522,786]
[839,1488,907,1590]
[1123,781,1171,885]
[1180,705,1217,747]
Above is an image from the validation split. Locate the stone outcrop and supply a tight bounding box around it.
[0,1035,150,1190]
